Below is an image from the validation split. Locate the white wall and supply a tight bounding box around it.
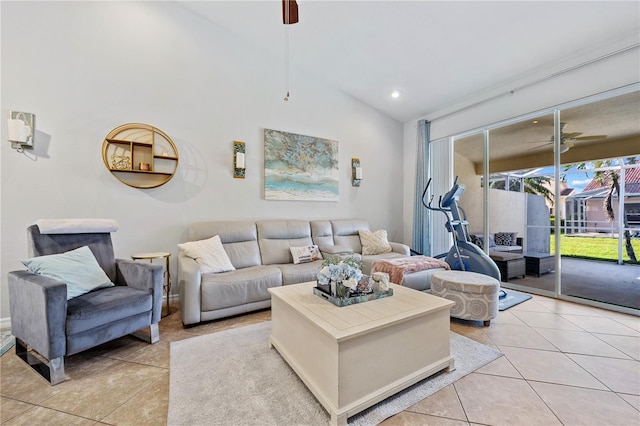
[403,41,640,248]
[0,2,403,322]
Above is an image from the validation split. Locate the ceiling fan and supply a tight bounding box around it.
[282,0,299,24]
[530,122,607,153]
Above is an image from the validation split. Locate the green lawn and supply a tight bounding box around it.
[550,234,640,264]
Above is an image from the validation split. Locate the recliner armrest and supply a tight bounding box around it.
[116,259,163,324]
[389,242,410,256]
[8,271,67,360]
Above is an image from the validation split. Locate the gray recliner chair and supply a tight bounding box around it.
[8,220,163,385]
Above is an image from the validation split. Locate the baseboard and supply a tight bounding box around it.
[0,317,11,330]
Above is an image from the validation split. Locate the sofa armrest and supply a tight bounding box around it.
[389,242,410,256]
[116,259,163,324]
[177,253,202,326]
[8,271,67,360]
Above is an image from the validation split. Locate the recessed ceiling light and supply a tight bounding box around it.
[391,90,401,98]
[532,120,539,124]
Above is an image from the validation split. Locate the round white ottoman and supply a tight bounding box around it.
[431,270,500,326]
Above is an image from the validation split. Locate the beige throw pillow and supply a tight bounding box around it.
[359,229,392,255]
[177,235,235,273]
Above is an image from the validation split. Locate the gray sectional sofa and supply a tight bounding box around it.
[178,219,410,326]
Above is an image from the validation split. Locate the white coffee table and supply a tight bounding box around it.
[268,282,454,425]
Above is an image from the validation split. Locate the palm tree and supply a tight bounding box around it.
[572,158,637,262]
[521,176,554,205]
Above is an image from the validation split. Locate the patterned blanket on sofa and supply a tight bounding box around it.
[371,256,450,285]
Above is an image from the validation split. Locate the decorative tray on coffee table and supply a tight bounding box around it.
[312,286,393,307]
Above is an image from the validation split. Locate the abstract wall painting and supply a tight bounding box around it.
[264,129,339,201]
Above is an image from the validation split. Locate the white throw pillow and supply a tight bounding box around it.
[178,235,235,273]
[359,229,392,255]
[290,245,323,264]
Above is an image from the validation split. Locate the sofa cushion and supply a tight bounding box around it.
[22,246,114,300]
[359,229,392,255]
[200,265,282,311]
[177,235,236,274]
[490,245,523,253]
[189,221,261,269]
[319,245,353,255]
[489,251,523,261]
[331,219,370,253]
[275,260,324,285]
[310,220,334,247]
[257,220,314,265]
[360,252,407,275]
[66,285,152,335]
[402,268,446,291]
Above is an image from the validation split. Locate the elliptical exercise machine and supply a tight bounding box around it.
[422,177,502,283]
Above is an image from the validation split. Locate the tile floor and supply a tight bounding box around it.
[1,294,639,425]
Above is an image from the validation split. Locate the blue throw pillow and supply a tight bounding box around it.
[22,246,114,300]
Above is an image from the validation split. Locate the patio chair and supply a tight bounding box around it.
[8,219,163,385]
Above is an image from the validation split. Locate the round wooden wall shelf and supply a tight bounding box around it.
[102,123,178,189]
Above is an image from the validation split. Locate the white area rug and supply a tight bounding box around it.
[168,321,502,425]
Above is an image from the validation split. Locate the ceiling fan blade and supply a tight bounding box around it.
[282,0,299,24]
[558,141,573,154]
[562,132,583,139]
[573,135,608,141]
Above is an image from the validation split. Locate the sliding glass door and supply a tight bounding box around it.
[555,93,640,310]
[449,88,640,313]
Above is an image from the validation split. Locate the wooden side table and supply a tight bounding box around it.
[131,252,172,317]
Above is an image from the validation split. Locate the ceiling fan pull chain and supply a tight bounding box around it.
[284,25,290,102]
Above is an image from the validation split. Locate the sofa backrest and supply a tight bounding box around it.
[188,221,261,269]
[187,218,377,267]
[330,219,370,254]
[257,220,314,265]
[27,224,117,282]
[310,220,334,247]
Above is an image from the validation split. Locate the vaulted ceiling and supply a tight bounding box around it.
[179,1,640,123]
[179,1,640,171]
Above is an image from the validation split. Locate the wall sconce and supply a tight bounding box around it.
[8,111,35,152]
[352,158,362,187]
[233,141,246,179]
